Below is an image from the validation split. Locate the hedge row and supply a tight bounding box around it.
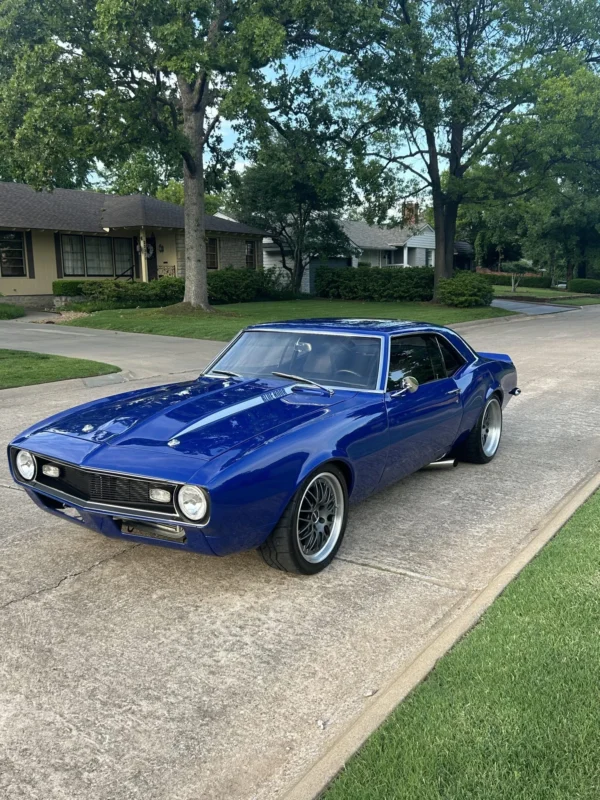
[53,269,292,307]
[315,266,434,302]
[478,273,552,289]
[567,278,600,294]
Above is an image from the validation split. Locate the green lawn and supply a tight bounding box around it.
[60,300,513,341]
[0,349,120,389]
[559,296,600,305]
[0,303,26,319]
[492,285,600,304]
[325,490,600,800]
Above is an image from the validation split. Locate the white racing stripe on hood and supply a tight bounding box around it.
[171,385,294,441]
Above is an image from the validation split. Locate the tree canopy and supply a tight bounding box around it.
[315,0,600,293]
[0,0,320,307]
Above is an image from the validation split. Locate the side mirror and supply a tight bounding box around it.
[390,375,419,398]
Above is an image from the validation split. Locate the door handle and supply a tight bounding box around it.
[446,388,460,396]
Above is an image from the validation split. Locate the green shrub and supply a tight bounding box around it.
[479,273,552,289]
[0,303,26,319]
[53,279,86,296]
[567,278,600,294]
[56,270,296,310]
[437,272,493,307]
[315,266,434,302]
[79,277,185,306]
[207,268,261,303]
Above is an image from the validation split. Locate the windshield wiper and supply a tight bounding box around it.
[272,372,334,396]
[209,369,241,378]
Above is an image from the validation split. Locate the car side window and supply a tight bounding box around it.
[436,336,466,378]
[387,335,444,391]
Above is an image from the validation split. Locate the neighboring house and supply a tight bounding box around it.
[0,183,264,301]
[263,219,473,292]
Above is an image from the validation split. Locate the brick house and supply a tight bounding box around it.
[0,183,264,303]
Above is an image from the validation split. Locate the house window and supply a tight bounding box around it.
[425,249,433,267]
[61,234,135,278]
[0,231,26,277]
[61,235,85,276]
[207,237,218,270]
[85,237,113,276]
[114,238,134,277]
[245,240,256,269]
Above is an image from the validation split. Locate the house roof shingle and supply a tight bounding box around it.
[0,182,264,236]
[340,219,432,250]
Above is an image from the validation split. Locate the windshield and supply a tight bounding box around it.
[207,330,382,390]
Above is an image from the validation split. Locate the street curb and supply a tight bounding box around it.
[280,467,600,800]
[449,314,537,331]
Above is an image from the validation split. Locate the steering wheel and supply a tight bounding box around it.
[336,369,363,382]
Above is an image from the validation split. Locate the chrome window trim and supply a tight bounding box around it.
[202,328,387,394]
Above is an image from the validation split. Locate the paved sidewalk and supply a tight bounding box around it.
[1,306,599,800]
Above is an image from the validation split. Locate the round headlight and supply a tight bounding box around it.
[16,449,36,481]
[177,485,208,521]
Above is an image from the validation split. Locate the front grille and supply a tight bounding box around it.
[16,450,177,514]
[88,472,157,506]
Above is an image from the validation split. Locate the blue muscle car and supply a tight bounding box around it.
[8,319,519,574]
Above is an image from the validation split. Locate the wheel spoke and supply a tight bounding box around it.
[296,474,345,562]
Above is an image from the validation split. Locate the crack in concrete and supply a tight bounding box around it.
[0,544,140,612]
[337,556,467,592]
[0,482,22,492]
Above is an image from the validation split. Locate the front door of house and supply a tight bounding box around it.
[147,236,158,281]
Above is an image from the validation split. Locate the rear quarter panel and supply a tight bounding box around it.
[450,351,517,448]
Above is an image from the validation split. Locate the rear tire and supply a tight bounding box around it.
[259,465,348,574]
[458,396,503,464]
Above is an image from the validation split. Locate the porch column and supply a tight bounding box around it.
[139,229,149,282]
[403,244,408,266]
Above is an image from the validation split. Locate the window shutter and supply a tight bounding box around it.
[54,233,63,278]
[25,231,35,278]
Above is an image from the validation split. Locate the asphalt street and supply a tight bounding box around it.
[1,306,599,800]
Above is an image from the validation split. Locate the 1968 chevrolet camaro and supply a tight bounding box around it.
[9,319,519,574]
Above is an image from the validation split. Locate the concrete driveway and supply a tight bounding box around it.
[1,307,600,800]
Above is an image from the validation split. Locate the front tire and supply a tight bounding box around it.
[458,396,503,464]
[259,465,348,574]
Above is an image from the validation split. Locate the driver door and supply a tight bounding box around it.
[381,334,463,486]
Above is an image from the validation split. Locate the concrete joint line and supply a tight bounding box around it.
[0,543,139,612]
[337,556,466,592]
[0,482,23,493]
[281,466,600,800]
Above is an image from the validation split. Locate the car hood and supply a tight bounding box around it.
[35,376,349,461]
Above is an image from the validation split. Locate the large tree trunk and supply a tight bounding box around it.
[431,188,454,298]
[180,86,211,311]
[443,200,458,275]
[292,250,304,293]
[576,239,587,279]
[427,131,455,299]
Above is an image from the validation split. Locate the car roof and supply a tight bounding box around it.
[245,318,445,336]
